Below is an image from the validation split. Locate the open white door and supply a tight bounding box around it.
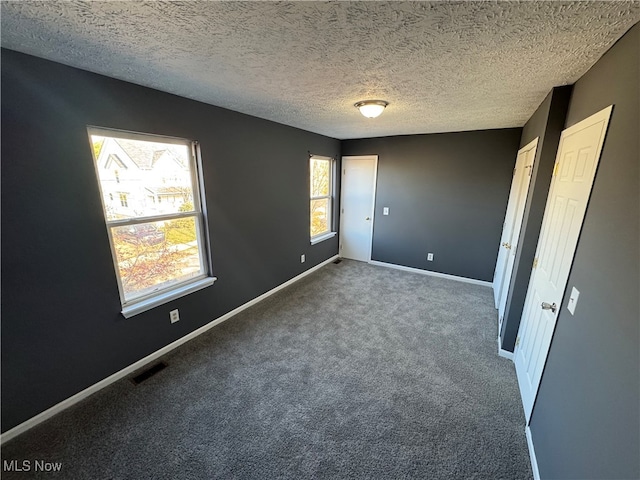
[515,106,612,422]
[340,156,378,262]
[494,138,538,326]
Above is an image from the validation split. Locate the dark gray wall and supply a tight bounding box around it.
[500,86,572,350]
[1,49,340,432]
[342,129,522,282]
[530,23,639,479]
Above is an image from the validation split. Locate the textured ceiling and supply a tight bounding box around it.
[2,1,639,139]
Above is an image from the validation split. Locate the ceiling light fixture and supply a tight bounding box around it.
[354,100,389,118]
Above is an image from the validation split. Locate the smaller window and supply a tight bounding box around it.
[310,155,335,242]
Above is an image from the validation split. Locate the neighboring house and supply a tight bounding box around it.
[95,137,192,219]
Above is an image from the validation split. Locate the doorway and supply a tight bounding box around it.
[339,155,378,262]
[494,137,538,331]
[514,106,612,421]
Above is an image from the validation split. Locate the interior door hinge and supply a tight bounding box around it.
[553,162,560,177]
[533,257,539,269]
[526,164,532,177]
[515,336,521,347]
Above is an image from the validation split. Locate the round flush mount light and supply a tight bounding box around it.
[354,100,389,118]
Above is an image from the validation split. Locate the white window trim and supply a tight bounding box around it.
[121,276,216,318]
[88,126,215,318]
[310,231,337,245]
[310,154,336,242]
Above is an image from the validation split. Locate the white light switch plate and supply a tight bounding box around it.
[383,207,389,215]
[567,287,580,315]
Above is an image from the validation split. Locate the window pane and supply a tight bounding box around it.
[310,198,330,237]
[310,158,330,197]
[90,135,194,221]
[111,217,204,302]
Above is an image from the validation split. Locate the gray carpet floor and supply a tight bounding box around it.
[1,260,533,479]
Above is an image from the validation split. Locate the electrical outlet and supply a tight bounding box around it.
[427,253,434,261]
[170,309,180,323]
[301,254,305,263]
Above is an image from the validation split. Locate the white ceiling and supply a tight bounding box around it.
[2,1,639,140]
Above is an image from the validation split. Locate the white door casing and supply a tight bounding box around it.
[494,150,528,307]
[494,138,538,324]
[339,156,378,262]
[514,106,613,422]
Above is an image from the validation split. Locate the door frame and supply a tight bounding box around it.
[495,137,538,327]
[514,105,613,422]
[339,155,379,262]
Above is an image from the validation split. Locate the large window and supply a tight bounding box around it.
[310,155,335,243]
[88,127,214,317]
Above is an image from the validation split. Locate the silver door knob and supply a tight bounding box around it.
[541,302,557,313]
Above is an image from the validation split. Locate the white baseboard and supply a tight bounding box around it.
[497,336,514,360]
[368,260,492,287]
[1,255,339,445]
[526,426,541,480]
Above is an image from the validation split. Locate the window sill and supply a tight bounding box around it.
[310,231,337,245]
[121,277,217,318]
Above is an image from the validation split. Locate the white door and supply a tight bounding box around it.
[515,106,612,422]
[340,155,378,262]
[494,138,538,326]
